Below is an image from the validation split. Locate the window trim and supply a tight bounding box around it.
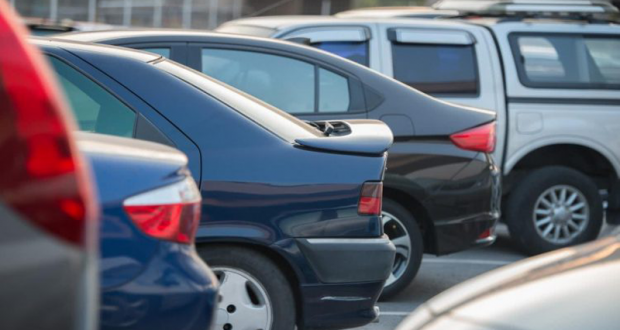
[388,38,481,98]
[509,32,620,91]
[196,44,368,115]
[45,53,140,137]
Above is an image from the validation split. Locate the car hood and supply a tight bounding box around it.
[397,235,620,330]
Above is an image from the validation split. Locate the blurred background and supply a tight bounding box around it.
[9,0,462,30]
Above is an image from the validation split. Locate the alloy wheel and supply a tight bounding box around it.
[213,267,273,330]
[533,185,590,245]
[382,211,411,287]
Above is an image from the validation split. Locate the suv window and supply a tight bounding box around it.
[391,43,479,96]
[314,41,369,66]
[511,34,620,89]
[201,48,358,114]
[47,56,136,137]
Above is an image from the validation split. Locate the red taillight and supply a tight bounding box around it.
[450,122,496,153]
[358,182,383,216]
[0,2,96,246]
[124,178,202,244]
[478,228,491,240]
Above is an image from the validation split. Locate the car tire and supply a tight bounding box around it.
[506,166,603,256]
[198,246,296,330]
[379,199,423,300]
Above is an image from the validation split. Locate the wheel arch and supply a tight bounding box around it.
[505,139,620,189]
[196,241,303,327]
[383,185,436,254]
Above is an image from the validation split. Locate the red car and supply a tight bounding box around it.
[0,3,98,330]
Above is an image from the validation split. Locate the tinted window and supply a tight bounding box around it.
[201,48,356,114]
[141,48,170,58]
[314,41,369,66]
[155,60,320,143]
[319,68,350,112]
[48,56,136,137]
[202,48,315,113]
[513,34,620,89]
[391,43,478,95]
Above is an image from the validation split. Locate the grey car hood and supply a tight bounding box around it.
[397,235,620,330]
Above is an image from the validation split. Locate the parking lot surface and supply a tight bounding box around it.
[357,224,618,330]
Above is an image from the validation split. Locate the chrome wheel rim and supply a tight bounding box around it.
[213,267,273,330]
[382,211,411,287]
[533,185,589,245]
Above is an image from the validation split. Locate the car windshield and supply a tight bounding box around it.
[154,59,321,142]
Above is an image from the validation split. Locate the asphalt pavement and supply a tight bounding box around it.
[356,223,619,330]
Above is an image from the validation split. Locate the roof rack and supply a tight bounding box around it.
[433,0,619,23]
[434,0,618,13]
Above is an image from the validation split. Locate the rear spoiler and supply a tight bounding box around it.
[295,120,393,156]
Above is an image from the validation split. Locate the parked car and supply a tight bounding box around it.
[76,132,218,330]
[0,3,98,330]
[396,231,620,330]
[35,38,396,330]
[58,29,501,298]
[219,1,620,255]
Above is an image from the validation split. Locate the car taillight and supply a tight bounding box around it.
[124,177,202,244]
[450,122,496,153]
[358,182,383,216]
[0,2,96,247]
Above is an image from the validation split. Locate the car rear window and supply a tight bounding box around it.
[391,43,479,96]
[511,33,620,89]
[155,60,321,142]
[314,41,369,66]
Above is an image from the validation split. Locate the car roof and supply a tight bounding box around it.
[220,15,482,32]
[335,6,459,18]
[30,36,160,62]
[55,28,380,71]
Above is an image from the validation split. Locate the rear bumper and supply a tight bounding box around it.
[300,281,384,330]
[295,236,395,329]
[100,244,218,330]
[432,212,499,255]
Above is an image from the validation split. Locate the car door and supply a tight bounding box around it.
[188,43,368,121]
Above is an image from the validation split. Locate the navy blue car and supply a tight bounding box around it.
[38,38,396,330]
[76,132,218,330]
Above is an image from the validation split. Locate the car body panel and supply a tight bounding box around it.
[76,132,218,330]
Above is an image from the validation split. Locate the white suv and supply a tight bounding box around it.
[218,0,620,255]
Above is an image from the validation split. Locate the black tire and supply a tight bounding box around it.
[379,199,424,300]
[198,246,296,330]
[506,166,603,256]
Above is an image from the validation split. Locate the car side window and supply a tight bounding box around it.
[391,43,479,96]
[511,34,620,89]
[201,48,359,114]
[47,56,136,137]
[318,68,350,112]
[313,41,369,66]
[140,48,171,58]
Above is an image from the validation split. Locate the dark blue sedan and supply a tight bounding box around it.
[38,38,395,330]
[77,132,218,330]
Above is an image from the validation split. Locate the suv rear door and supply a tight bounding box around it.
[492,22,620,176]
